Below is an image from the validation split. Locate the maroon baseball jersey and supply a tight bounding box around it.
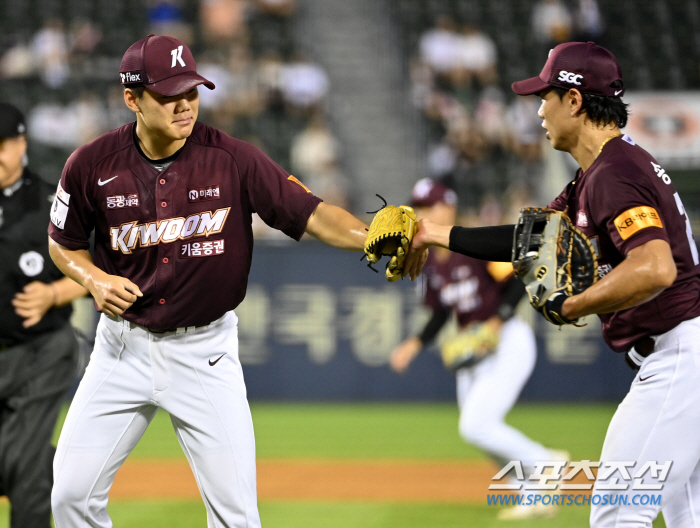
[48,121,322,329]
[423,251,510,327]
[549,134,700,352]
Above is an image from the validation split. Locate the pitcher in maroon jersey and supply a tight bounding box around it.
[405,41,700,527]
[47,34,427,528]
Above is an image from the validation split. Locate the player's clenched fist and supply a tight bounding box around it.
[88,272,143,316]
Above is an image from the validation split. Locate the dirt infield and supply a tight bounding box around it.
[110,459,497,502]
[0,458,594,505]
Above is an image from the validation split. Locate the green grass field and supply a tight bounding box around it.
[1,402,667,527]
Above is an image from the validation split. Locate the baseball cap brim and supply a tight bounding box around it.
[511,76,551,96]
[147,72,215,97]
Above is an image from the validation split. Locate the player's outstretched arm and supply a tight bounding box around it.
[48,237,143,317]
[403,219,514,279]
[562,239,676,320]
[390,336,423,374]
[304,202,369,251]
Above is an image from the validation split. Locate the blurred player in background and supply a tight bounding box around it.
[391,178,567,520]
[0,102,87,528]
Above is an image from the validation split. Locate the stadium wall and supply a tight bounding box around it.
[240,241,636,402]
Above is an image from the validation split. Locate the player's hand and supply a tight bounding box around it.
[390,336,422,374]
[403,218,435,281]
[12,281,55,328]
[88,272,143,317]
[483,315,503,335]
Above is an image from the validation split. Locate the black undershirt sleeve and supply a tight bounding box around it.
[496,278,527,321]
[417,308,451,346]
[448,225,516,262]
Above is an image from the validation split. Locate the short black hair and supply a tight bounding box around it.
[128,86,145,98]
[553,80,629,128]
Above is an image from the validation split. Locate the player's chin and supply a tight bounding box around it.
[170,121,195,138]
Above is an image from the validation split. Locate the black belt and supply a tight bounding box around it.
[624,336,656,370]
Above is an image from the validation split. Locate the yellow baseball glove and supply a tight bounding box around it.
[440,322,500,372]
[364,204,417,282]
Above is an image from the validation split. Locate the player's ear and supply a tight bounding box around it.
[568,88,584,117]
[124,88,141,114]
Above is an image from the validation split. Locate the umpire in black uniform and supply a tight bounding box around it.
[0,102,88,528]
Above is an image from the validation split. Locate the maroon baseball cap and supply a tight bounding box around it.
[512,41,624,97]
[410,178,457,208]
[119,34,215,96]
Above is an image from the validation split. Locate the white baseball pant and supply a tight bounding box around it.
[52,311,261,528]
[456,316,551,474]
[591,316,700,528]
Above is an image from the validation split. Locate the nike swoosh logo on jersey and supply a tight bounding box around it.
[98,175,119,186]
[639,374,656,382]
[209,353,226,366]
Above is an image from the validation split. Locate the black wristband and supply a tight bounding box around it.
[496,279,526,321]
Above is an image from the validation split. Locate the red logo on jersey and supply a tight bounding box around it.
[577,210,588,227]
[188,186,220,202]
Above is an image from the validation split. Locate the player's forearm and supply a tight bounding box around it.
[413,219,452,250]
[449,225,515,261]
[48,237,105,294]
[305,202,368,251]
[417,308,450,346]
[563,239,676,319]
[51,276,90,307]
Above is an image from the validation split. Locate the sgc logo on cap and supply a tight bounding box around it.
[557,70,584,86]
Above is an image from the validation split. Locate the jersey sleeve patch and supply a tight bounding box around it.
[50,182,71,229]
[50,193,69,229]
[56,182,70,204]
[614,206,663,240]
[288,175,312,193]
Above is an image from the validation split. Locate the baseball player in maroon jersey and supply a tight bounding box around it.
[47,34,426,528]
[404,41,700,527]
[391,178,567,520]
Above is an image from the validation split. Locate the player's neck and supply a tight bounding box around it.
[570,124,621,172]
[134,123,187,160]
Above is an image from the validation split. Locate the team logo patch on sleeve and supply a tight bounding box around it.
[614,206,663,240]
[50,182,70,229]
[288,175,311,193]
